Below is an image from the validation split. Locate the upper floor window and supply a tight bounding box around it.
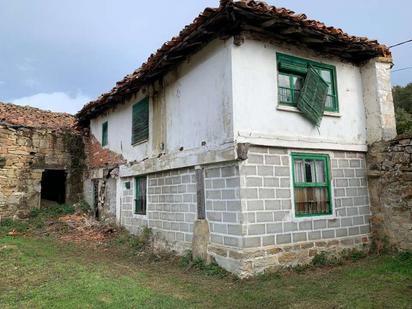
[102,121,108,146]
[132,97,149,145]
[292,153,333,217]
[277,53,339,118]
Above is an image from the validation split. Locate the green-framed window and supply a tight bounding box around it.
[291,153,333,217]
[277,53,339,113]
[102,121,108,146]
[132,97,149,145]
[134,176,147,215]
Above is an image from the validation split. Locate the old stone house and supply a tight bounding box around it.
[76,0,398,276]
[0,102,84,218]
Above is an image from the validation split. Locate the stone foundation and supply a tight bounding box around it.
[210,235,369,277]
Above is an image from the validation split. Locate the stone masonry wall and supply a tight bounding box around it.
[367,136,412,251]
[224,146,371,276]
[0,124,84,218]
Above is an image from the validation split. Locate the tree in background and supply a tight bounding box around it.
[393,83,412,135]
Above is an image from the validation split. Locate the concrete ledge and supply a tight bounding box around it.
[236,132,368,152]
[120,143,238,177]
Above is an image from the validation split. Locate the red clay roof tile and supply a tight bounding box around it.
[77,0,391,123]
[0,102,76,131]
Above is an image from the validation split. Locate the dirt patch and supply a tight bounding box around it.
[50,213,116,244]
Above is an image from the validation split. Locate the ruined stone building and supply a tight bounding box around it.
[75,0,399,277]
[0,102,84,218]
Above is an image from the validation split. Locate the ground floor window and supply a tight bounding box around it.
[291,153,332,217]
[134,176,147,215]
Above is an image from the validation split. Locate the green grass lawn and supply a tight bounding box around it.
[1,235,411,309]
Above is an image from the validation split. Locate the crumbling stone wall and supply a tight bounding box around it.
[367,135,412,251]
[0,124,84,218]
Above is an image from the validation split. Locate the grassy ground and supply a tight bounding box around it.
[0,208,411,308]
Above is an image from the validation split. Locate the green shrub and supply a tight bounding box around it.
[178,251,229,278]
[311,252,329,266]
[395,250,412,262]
[179,250,193,267]
[109,227,152,253]
[348,249,367,261]
[30,204,75,219]
[75,200,92,214]
[311,251,342,267]
[0,218,30,233]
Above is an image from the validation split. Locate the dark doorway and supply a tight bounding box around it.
[41,169,66,204]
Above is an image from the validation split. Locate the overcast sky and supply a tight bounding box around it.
[0,0,411,114]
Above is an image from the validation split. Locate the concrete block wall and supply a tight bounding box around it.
[119,162,243,254]
[205,163,243,250]
[117,146,372,277]
[227,146,371,275]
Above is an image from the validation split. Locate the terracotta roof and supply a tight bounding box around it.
[0,102,76,131]
[77,0,391,123]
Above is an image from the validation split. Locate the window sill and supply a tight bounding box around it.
[132,139,148,147]
[133,212,147,219]
[277,105,341,118]
[292,213,337,222]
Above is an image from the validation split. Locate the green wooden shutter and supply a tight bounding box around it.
[132,97,149,145]
[278,54,308,74]
[102,121,108,146]
[297,66,329,126]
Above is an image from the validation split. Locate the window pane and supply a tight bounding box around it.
[327,85,333,95]
[304,160,314,182]
[294,159,305,182]
[292,76,304,101]
[295,159,327,183]
[325,96,334,108]
[292,76,304,90]
[295,187,330,215]
[315,160,325,182]
[320,69,332,83]
[279,87,293,103]
[278,74,290,88]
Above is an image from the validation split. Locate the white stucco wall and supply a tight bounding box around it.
[89,93,152,162]
[89,39,234,162]
[164,39,233,152]
[231,39,368,152]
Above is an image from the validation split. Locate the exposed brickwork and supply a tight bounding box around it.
[367,136,412,251]
[86,134,125,169]
[0,124,84,218]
